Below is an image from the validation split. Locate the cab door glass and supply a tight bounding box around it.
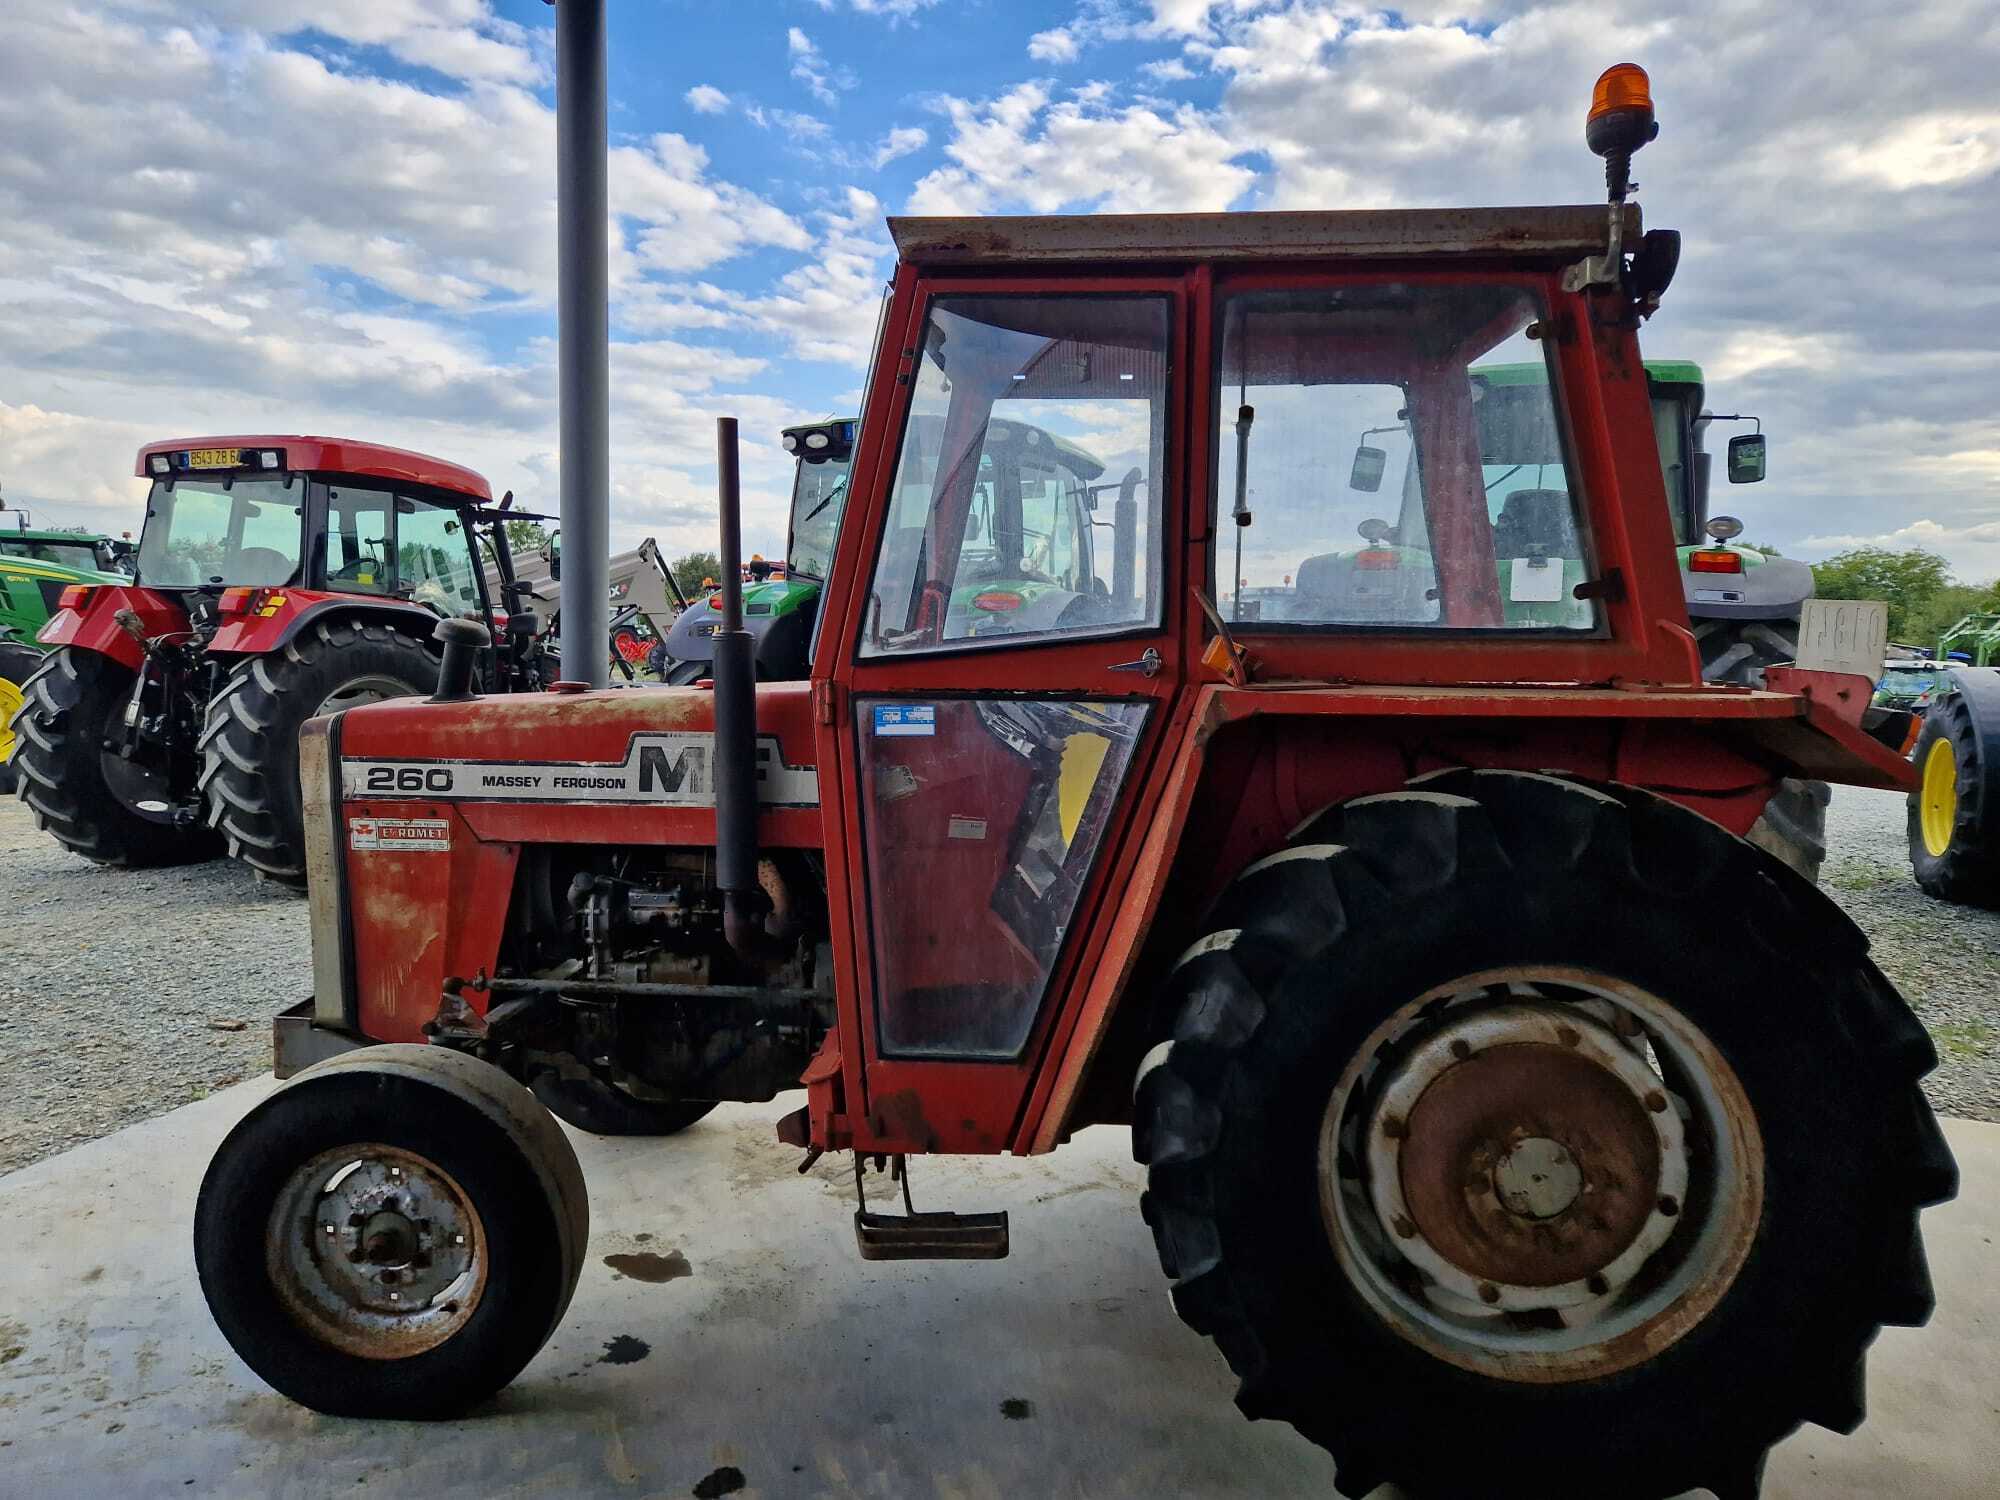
[395,497,480,614]
[1215,285,1594,631]
[862,294,1170,656]
[858,697,1150,1058]
[325,484,394,595]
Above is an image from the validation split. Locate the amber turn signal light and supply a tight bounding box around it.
[1687,550,1744,574]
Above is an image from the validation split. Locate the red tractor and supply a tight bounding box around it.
[14,437,552,883]
[197,72,1954,1498]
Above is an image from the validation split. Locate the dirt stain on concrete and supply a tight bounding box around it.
[692,1465,746,1498]
[599,1335,651,1366]
[0,1318,25,1366]
[603,1250,692,1283]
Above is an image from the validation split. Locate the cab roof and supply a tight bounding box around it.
[887,204,1639,268]
[135,436,491,502]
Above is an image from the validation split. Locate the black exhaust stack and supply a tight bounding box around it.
[431,617,490,702]
[712,418,771,957]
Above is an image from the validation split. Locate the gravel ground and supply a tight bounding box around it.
[1821,785,2000,1124]
[0,797,308,1174]
[0,782,1992,1176]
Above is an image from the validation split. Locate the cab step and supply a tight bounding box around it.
[851,1155,1009,1261]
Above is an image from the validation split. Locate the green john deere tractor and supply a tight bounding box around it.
[1907,608,2000,907]
[0,522,133,793]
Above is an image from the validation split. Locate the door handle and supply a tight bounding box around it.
[1108,646,1162,678]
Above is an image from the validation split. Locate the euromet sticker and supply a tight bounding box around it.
[873,704,936,738]
[349,817,451,853]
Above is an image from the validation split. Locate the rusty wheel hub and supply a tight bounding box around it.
[1319,971,1762,1382]
[266,1144,487,1359]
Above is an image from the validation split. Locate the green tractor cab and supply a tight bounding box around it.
[0,526,131,792]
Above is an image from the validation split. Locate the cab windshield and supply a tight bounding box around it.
[788,450,850,582]
[135,476,302,588]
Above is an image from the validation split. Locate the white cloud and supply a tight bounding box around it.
[684,84,730,115]
[908,82,1256,214]
[728,189,894,366]
[1142,57,1197,81]
[871,126,930,168]
[1828,112,2000,189]
[1029,27,1081,62]
[787,27,852,107]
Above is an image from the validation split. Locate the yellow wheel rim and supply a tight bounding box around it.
[0,675,22,768]
[1920,735,1959,858]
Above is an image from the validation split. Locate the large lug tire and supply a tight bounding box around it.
[1134,770,1955,1500]
[1694,617,1830,883]
[1907,675,2000,906]
[10,646,220,867]
[199,620,437,885]
[529,1067,719,1137]
[195,1044,588,1418]
[0,640,45,795]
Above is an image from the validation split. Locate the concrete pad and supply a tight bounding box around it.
[2,1085,1995,1498]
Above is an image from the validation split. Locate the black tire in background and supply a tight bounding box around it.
[195,1045,587,1418]
[1907,668,2000,907]
[0,639,45,795]
[1135,770,1954,1500]
[10,646,220,867]
[199,619,437,885]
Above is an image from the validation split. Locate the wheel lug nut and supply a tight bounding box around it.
[1391,1214,1417,1239]
[1449,1039,1472,1061]
[1586,1273,1610,1295]
[1478,1283,1501,1305]
[1643,1090,1668,1113]
[1657,1195,1680,1217]
[1556,1025,1580,1048]
[1381,1115,1407,1141]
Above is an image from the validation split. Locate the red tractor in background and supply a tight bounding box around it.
[14,437,552,883]
[197,70,1956,1499]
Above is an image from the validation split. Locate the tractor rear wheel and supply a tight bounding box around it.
[0,640,44,795]
[1134,770,1954,1500]
[195,1045,587,1418]
[10,647,219,866]
[1907,672,2000,906]
[200,620,436,885]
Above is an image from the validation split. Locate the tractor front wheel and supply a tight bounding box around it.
[1135,770,1955,1500]
[200,620,437,884]
[195,1045,587,1418]
[529,1067,719,1136]
[10,647,220,866]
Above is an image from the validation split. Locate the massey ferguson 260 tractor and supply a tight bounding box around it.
[197,70,1954,1500]
[14,438,552,883]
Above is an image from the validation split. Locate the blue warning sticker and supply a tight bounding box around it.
[873,703,936,738]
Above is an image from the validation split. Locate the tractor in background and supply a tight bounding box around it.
[651,417,858,684]
[14,437,551,882]
[197,68,1953,1500]
[1908,662,2000,906]
[0,522,132,794]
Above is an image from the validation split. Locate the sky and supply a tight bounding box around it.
[1,0,1996,575]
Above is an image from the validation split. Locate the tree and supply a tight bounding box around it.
[1745,543,1782,557]
[1905,582,1998,651]
[503,518,550,555]
[1809,547,1951,641]
[671,550,722,596]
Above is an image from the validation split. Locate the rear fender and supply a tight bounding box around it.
[35,584,188,670]
[208,591,443,656]
[1019,679,1911,1152]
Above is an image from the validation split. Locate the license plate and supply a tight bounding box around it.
[187,447,242,469]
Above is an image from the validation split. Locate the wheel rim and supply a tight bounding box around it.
[266,1143,487,1359]
[315,674,418,716]
[1318,967,1763,1383]
[1920,736,1958,857]
[0,675,21,765]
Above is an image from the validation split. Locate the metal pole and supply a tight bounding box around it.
[555,0,610,686]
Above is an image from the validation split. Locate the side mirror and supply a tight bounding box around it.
[1349,446,1387,493]
[1727,433,1767,484]
[546,528,562,581]
[1357,518,1392,545]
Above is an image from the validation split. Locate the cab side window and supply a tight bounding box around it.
[325,485,395,596]
[395,498,479,615]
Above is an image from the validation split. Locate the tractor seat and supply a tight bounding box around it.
[1491,489,1578,557]
[232,547,296,586]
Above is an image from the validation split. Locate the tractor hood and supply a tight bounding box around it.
[328,679,821,813]
[1680,546,1814,621]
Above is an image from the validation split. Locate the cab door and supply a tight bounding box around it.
[820,277,1192,1152]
